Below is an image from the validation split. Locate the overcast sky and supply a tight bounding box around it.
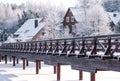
[0,0,77,8]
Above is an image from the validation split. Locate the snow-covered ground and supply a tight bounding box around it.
[0,60,120,81]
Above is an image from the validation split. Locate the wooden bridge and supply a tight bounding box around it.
[1,34,120,81]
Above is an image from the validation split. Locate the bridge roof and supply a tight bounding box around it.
[14,18,46,41]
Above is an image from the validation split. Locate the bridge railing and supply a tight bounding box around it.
[1,34,120,59]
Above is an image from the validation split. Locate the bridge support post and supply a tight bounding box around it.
[57,64,61,81]
[12,56,16,66]
[26,59,29,66]
[5,55,7,64]
[22,58,26,70]
[54,66,57,74]
[91,73,96,81]
[17,59,19,64]
[36,60,40,74]
[79,70,83,80]
[38,60,41,69]
[0,54,2,62]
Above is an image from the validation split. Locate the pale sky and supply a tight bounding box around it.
[0,0,77,8]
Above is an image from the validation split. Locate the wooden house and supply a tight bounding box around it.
[14,18,47,42]
[62,7,82,34]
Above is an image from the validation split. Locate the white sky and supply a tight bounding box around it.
[0,0,77,8]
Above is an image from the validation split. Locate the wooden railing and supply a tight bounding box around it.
[1,34,120,81]
[1,34,120,59]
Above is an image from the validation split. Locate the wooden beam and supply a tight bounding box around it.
[0,54,2,62]
[17,59,19,64]
[54,66,57,74]
[5,55,7,64]
[26,59,29,66]
[36,60,39,74]
[22,58,26,70]
[79,70,83,80]
[38,60,41,69]
[91,73,96,81]
[57,64,61,81]
[12,56,16,66]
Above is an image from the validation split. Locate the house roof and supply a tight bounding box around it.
[14,18,46,41]
[108,12,120,25]
[69,7,84,22]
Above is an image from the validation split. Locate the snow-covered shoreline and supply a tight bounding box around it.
[0,60,120,81]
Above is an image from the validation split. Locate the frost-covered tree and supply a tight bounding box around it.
[76,0,90,17]
[45,6,64,39]
[104,0,120,12]
[74,0,112,36]
[0,1,66,41]
[87,4,112,35]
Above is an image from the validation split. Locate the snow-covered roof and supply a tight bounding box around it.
[108,12,120,25]
[69,7,84,22]
[14,18,46,41]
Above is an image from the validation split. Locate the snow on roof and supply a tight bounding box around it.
[69,7,84,22]
[14,18,46,41]
[108,12,120,25]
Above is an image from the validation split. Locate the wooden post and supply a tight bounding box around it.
[79,70,83,80]
[36,60,39,74]
[54,66,57,74]
[22,58,26,70]
[5,55,7,64]
[26,59,29,66]
[38,60,41,69]
[0,54,2,62]
[12,56,16,66]
[57,64,61,81]
[91,73,96,81]
[17,59,19,64]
